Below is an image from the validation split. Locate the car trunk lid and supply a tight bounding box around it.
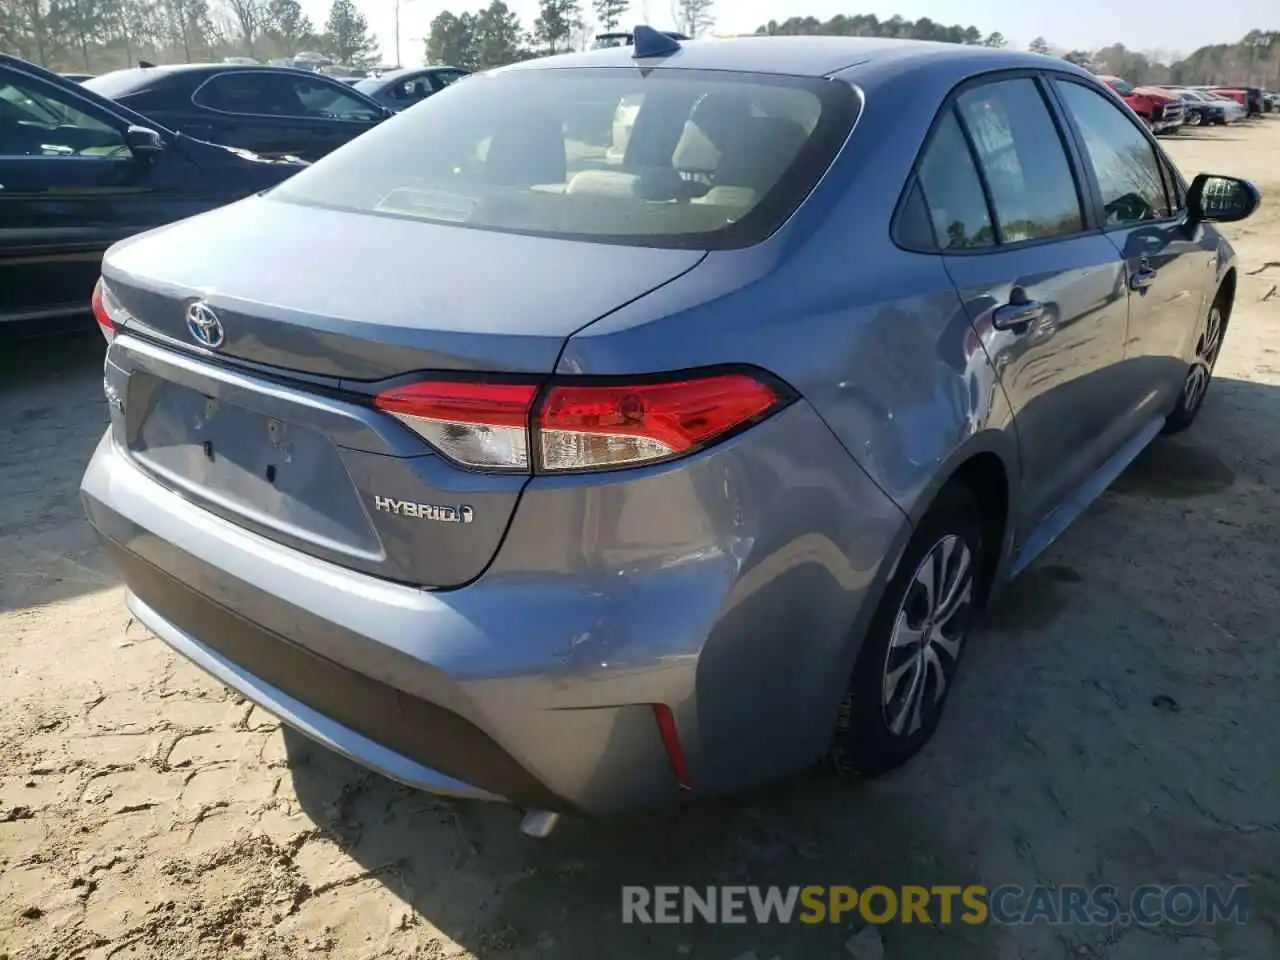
[102,194,705,379]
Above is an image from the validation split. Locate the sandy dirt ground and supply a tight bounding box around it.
[3,119,1280,960]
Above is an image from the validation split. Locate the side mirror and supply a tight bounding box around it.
[1187,173,1261,224]
[124,124,165,160]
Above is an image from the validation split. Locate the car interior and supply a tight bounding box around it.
[370,84,818,235]
[0,81,129,157]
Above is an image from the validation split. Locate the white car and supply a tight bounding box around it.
[1206,94,1247,123]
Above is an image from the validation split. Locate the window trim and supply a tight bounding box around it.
[190,68,384,125]
[1045,73,1186,234]
[891,67,1100,257]
[950,103,1004,246]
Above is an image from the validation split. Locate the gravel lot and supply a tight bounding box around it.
[3,119,1279,960]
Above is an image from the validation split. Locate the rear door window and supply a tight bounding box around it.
[956,78,1084,243]
[268,68,859,250]
[195,71,381,122]
[291,77,383,120]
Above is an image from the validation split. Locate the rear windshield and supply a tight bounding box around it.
[268,67,859,249]
[83,70,157,98]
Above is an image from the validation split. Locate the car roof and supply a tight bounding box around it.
[364,66,461,84]
[85,61,391,109]
[496,36,1082,81]
[100,62,343,81]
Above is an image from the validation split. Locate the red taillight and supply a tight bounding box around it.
[372,370,787,473]
[537,373,781,471]
[91,278,115,343]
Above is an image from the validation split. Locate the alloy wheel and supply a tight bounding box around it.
[1183,304,1224,412]
[881,534,975,737]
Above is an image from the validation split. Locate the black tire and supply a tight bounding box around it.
[828,484,984,777]
[1163,292,1228,435]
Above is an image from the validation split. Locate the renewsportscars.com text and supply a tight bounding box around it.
[621,884,1250,926]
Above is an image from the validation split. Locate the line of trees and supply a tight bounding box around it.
[6,0,1278,88]
[756,15,1280,87]
[0,0,380,72]
[427,0,716,69]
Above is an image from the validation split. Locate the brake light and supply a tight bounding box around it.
[372,370,786,473]
[90,279,115,343]
[538,373,782,471]
[91,278,134,344]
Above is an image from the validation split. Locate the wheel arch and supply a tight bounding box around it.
[1217,266,1237,324]
[901,431,1020,598]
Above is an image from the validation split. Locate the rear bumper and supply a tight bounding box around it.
[82,432,674,814]
[82,399,907,814]
[122,584,506,804]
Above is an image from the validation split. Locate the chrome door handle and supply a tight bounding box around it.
[992,300,1045,331]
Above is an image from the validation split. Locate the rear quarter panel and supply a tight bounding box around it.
[552,65,1021,780]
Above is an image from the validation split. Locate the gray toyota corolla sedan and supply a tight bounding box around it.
[81,30,1259,835]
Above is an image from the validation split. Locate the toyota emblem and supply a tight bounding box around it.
[185,300,225,349]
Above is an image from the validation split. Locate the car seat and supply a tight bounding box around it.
[485,110,566,187]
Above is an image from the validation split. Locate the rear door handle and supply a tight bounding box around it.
[1129,267,1158,292]
[992,300,1045,331]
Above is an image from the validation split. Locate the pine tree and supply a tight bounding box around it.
[323,0,376,65]
[592,0,627,32]
[533,0,579,53]
[675,0,713,37]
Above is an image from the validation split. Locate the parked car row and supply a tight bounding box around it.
[1176,84,1272,116]
[81,63,393,161]
[0,52,481,338]
[1094,74,1275,133]
[1167,87,1248,125]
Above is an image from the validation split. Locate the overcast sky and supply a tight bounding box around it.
[297,0,1279,66]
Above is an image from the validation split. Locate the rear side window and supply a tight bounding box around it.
[915,110,995,250]
[956,78,1083,243]
[268,68,859,250]
[83,70,156,99]
[195,72,381,121]
[1053,80,1172,227]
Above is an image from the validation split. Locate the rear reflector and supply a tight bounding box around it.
[652,703,692,790]
[372,369,787,473]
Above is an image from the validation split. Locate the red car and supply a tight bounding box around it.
[1209,88,1248,109]
[1097,75,1185,133]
